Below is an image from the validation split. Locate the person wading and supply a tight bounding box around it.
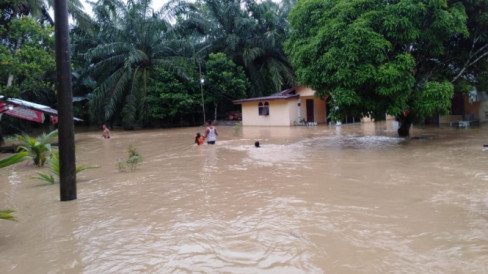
[204,121,218,145]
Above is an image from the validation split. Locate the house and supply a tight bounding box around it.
[434,90,488,126]
[233,86,328,126]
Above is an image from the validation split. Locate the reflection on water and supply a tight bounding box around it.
[1,122,488,273]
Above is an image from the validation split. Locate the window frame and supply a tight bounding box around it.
[258,101,269,116]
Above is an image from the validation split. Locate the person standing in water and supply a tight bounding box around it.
[204,121,218,144]
[102,124,111,139]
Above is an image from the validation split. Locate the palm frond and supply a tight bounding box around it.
[266,58,284,91]
[243,47,266,67]
[76,164,100,173]
[86,42,132,61]
[0,209,16,221]
[31,171,55,184]
[37,129,58,145]
[89,54,128,77]
[104,70,131,121]
[128,50,149,66]
[0,152,30,168]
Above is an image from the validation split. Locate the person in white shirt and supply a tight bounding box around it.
[204,121,218,144]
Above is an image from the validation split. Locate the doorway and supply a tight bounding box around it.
[306,99,314,122]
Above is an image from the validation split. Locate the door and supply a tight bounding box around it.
[451,92,465,115]
[306,99,314,122]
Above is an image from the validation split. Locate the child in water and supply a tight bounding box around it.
[195,132,204,145]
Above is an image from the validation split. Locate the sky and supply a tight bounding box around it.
[81,0,282,18]
[81,0,171,17]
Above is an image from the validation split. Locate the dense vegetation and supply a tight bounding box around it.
[1,0,487,136]
[71,0,297,129]
[285,0,488,136]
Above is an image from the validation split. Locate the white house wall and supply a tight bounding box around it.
[298,96,327,124]
[241,100,296,126]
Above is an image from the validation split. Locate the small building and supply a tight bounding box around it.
[435,90,488,126]
[233,86,328,126]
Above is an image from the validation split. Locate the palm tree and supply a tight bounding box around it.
[0,0,91,28]
[243,0,296,96]
[16,129,58,167]
[85,0,190,128]
[168,0,296,97]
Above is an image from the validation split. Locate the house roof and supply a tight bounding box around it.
[233,86,300,104]
[0,96,83,121]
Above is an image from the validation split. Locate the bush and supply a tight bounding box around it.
[117,145,143,171]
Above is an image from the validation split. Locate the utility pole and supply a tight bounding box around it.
[198,62,206,124]
[54,0,77,201]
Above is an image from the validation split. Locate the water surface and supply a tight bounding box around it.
[1,122,487,273]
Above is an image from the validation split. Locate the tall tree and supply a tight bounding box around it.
[286,0,487,136]
[145,65,202,125]
[85,0,190,129]
[0,15,55,101]
[1,0,91,105]
[0,0,91,28]
[168,0,295,97]
[205,52,248,120]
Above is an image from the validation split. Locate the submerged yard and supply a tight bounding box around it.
[1,122,487,273]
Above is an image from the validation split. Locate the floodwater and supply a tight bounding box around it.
[0,122,487,273]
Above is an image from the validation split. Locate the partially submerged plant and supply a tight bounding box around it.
[32,151,99,184]
[0,209,16,221]
[0,153,27,222]
[117,145,143,171]
[16,129,58,167]
[0,151,30,168]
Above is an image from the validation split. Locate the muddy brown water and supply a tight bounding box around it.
[1,122,487,273]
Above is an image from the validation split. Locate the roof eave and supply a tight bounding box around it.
[233,94,299,104]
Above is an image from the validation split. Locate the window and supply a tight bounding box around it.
[258,102,269,116]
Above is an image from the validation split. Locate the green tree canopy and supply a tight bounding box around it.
[0,15,55,101]
[83,0,191,129]
[204,52,249,120]
[169,0,295,97]
[145,65,202,124]
[0,0,92,28]
[286,0,488,136]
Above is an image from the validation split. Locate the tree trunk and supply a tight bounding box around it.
[397,111,413,137]
[214,103,218,122]
[54,0,77,201]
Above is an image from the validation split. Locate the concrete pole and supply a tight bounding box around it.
[54,0,77,201]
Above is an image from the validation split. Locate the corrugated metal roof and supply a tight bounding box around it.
[3,98,83,122]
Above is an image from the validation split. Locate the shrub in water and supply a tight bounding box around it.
[117,145,143,172]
